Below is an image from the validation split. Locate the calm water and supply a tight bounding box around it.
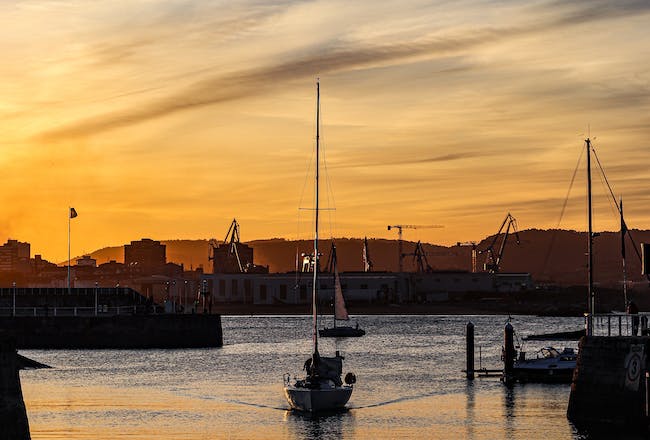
[21,315,589,439]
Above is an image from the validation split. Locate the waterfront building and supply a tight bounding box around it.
[0,240,31,274]
[201,271,533,305]
[124,239,166,274]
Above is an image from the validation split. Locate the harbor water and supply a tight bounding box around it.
[21,315,594,439]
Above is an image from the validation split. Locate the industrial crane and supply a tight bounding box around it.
[410,240,433,273]
[456,241,478,273]
[387,224,443,272]
[479,213,520,273]
[209,218,244,273]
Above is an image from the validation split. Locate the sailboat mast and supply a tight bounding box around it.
[621,197,628,307]
[313,79,320,355]
[586,138,595,332]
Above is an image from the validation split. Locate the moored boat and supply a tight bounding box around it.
[283,79,356,413]
[319,243,365,338]
[513,346,577,383]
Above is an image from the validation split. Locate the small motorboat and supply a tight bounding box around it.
[513,346,577,383]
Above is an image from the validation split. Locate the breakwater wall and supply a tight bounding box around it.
[0,335,30,439]
[0,314,222,349]
[567,336,650,432]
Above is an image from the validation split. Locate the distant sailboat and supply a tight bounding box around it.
[320,243,365,338]
[283,80,356,413]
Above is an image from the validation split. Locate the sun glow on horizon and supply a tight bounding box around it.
[1,0,649,262]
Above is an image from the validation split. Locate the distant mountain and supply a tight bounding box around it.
[80,229,650,287]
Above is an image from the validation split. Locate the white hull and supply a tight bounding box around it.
[284,385,352,413]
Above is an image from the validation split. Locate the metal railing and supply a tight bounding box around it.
[587,313,650,337]
[0,305,158,317]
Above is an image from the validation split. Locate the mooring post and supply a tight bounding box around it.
[503,322,516,385]
[466,321,475,380]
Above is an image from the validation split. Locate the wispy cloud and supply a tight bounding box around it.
[36,0,650,141]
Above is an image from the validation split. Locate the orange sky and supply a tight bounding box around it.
[1,1,649,262]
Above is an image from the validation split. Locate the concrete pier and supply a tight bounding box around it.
[567,336,650,433]
[0,314,223,349]
[0,334,30,440]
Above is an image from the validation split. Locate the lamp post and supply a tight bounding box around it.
[12,281,16,317]
[184,280,188,314]
[172,280,176,313]
[94,281,98,316]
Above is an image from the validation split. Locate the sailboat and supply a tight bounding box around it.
[283,80,356,413]
[319,243,365,338]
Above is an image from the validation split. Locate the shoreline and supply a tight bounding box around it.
[213,302,586,317]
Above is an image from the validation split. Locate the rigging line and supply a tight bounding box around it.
[541,145,584,278]
[317,91,338,240]
[595,163,620,222]
[591,145,648,278]
[591,145,620,213]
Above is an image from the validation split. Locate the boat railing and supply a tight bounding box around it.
[586,313,650,337]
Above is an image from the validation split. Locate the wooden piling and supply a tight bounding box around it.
[502,322,516,385]
[466,321,475,380]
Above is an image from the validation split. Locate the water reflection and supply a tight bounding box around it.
[465,381,476,439]
[502,385,516,438]
[283,409,354,440]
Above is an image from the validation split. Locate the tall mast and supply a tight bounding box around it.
[312,79,320,355]
[586,138,594,333]
[621,197,628,307]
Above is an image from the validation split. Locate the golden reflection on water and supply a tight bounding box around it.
[22,379,575,440]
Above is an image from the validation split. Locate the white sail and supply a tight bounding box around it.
[333,263,349,321]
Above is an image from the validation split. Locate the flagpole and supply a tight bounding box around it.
[68,207,71,295]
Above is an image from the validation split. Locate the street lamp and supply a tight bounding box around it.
[184,280,188,314]
[12,281,16,317]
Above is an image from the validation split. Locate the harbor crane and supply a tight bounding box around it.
[456,241,478,273]
[387,224,444,272]
[479,213,520,273]
[408,241,433,273]
[209,218,244,273]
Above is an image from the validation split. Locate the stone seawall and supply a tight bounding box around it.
[567,336,650,432]
[0,335,30,440]
[0,314,222,349]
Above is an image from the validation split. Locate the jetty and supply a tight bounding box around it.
[567,313,650,433]
[0,287,223,349]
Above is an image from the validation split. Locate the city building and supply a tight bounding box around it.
[124,239,166,274]
[0,240,31,274]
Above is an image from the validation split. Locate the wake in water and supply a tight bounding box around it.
[352,389,441,409]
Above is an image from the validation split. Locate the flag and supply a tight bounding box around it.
[70,207,78,219]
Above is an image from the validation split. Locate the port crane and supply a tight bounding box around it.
[409,240,433,273]
[479,213,520,273]
[387,224,443,272]
[209,218,244,273]
[456,241,478,273]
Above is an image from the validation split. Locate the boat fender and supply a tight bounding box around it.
[344,372,356,385]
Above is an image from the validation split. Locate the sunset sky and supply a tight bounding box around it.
[1,0,649,262]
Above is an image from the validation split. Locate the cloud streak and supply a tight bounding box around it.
[36,0,650,141]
